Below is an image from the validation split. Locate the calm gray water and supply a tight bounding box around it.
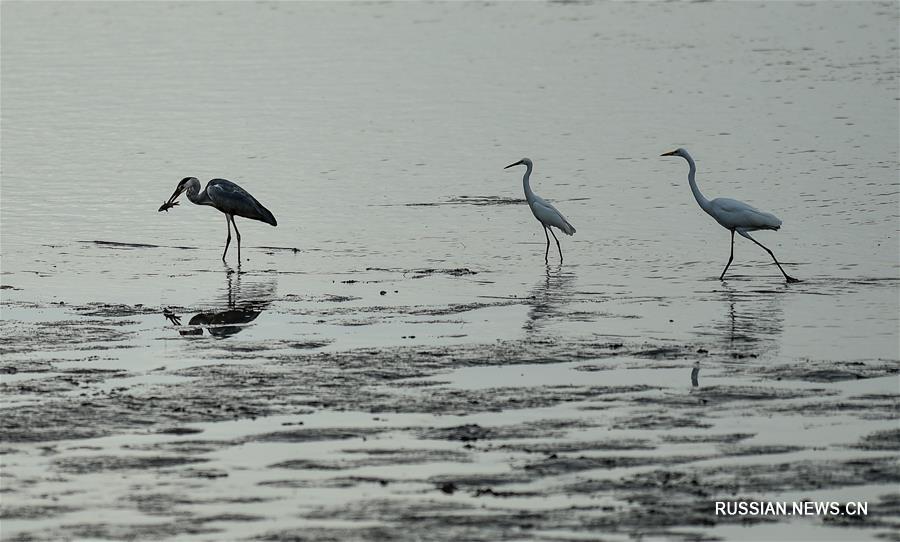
[1,2,898,541]
[2,1,898,352]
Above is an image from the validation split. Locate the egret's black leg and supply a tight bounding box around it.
[230,216,242,264]
[222,214,232,261]
[719,229,735,281]
[543,226,550,263]
[549,228,563,263]
[742,232,800,283]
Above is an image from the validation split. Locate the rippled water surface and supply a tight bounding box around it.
[2,2,898,541]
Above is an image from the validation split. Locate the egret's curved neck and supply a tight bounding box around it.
[186,182,213,206]
[684,154,711,213]
[522,163,535,201]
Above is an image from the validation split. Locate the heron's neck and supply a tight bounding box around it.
[186,184,213,206]
[522,163,536,201]
[685,154,712,213]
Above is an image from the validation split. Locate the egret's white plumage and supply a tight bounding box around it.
[159,177,277,263]
[661,148,799,283]
[706,197,782,232]
[505,158,575,262]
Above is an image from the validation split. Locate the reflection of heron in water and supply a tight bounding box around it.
[691,361,700,388]
[695,282,786,355]
[164,266,276,338]
[523,264,578,333]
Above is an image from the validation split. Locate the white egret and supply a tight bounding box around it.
[159,177,277,262]
[505,158,576,263]
[661,148,799,283]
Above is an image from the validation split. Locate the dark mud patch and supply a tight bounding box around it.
[717,444,807,456]
[0,318,137,357]
[421,424,501,442]
[284,339,335,349]
[180,337,334,356]
[249,427,386,443]
[568,456,900,497]
[365,266,479,277]
[0,504,79,520]
[660,433,755,444]
[395,385,651,416]
[428,472,535,491]
[496,438,656,454]
[156,426,204,436]
[74,303,162,317]
[35,520,220,541]
[1,386,275,443]
[280,299,521,323]
[399,195,525,207]
[612,412,714,430]
[1,402,114,442]
[522,454,704,476]
[271,449,470,471]
[541,457,900,539]
[81,240,197,250]
[124,439,231,455]
[282,495,748,542]
[181,467,231,479]
[0,360,55,374]
[635,385,836,407]
[54,454,208,474]
[740,359,900,383]
[768,393,899,419]
[851,429,900,451]
[256,245,302,253]
[2,375,104,397]
[259,476,393,489]
[420,418,599,443]
[284,293,362,303]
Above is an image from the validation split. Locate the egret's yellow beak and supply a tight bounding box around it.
[660,150,677,157]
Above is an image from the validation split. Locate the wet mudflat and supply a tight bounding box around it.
[2,263,898,541]
[2,1,899,541]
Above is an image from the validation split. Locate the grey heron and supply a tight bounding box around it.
[159,177,277,262]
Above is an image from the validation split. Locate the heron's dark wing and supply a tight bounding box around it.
[206,179,277,226]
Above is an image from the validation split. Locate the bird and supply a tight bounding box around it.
[661,148,799,283]
[505,158,576,263]
[158,177,277,262]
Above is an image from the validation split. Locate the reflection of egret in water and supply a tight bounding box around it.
[696,283,786,356]
[691,361,700,388]
[523,264,578,333]
[164,267,276,338]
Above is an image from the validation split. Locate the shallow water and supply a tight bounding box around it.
[1,2,898,541]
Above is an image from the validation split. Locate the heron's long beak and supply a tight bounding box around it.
[504,160,523,169]
[166,185,185,203]
[660,150,677,157]
[158,184,185,212]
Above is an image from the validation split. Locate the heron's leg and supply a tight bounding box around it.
[719,229,735,281]
[543,226,551,263]
[549,228,563,263]
[230,216,242,263]
[738,231,800,283]
[222,214,232,261]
